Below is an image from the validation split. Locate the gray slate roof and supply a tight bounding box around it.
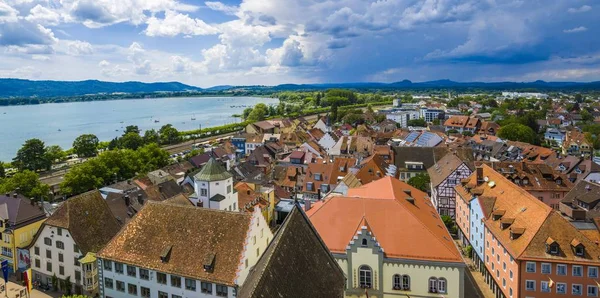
[194,157,232,182]
[238,203,345,298]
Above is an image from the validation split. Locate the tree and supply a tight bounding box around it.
[575,93,583,103]
[143,129,160,144]
[441,215,457,235]
[407,173,430,192]
[581,109,594,123]
[407,118,427,127]
[0,162,4,178]
[242,107,253,120]
[462,131,474,137]
[497,123,537,144]
[51,274,58,291]
[45,145,66,163]
[119,132,144,150]
[63,276,72,295]
[159,124,181,145]
[331,102,339,123]
[247,103,269,122]
[0,170,50,200]
[432,118,441,125]
[13,138,50,171]
[123,125,140,135]
[73,134,99,157]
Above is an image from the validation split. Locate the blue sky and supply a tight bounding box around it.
[0,0,598,87]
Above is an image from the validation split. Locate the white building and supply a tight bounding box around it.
[313,116,330,133]
[244,134,263,155]
[191,158,238,211]
[317,132,338,152]
[501,92,549,99]
[384,110,420,128]
[97,201,273,298]
[421,108,445,123]
[30,191,122,296]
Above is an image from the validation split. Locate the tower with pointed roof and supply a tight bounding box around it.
[192,158,239,211]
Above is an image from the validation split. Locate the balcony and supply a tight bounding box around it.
[83,280,98,291]
[83,267,97,279]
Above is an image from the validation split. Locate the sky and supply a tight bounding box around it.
[0,0,599,87]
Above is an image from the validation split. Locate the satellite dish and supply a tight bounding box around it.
[488,181,496,188]
[484,176,489,182]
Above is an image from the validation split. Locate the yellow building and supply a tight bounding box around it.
[0,193,47,274]
[307,177,466,298]
[236,182,277,225]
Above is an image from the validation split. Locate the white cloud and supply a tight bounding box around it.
[31,54,50,61]
[564,26,587,34]
[568,5,592,13]
[67,40,93,55]
[205,1,238,15]
[0,2,19,23]
[145,10,218,37]
[25,4,62,26]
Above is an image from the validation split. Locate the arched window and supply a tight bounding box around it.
[428,277,438,293]
[438,278,447,294]
[361,239,368,247]
[392,274,401,290]
[359,265,372,288]
[402,275,410,290]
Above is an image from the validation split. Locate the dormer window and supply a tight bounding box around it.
[492,210,505,221]
[546,237,559,255]
[571,239,585,257]
[556,179,562,185]
[314,173,322,181]
[362,239,368,247]
[500,218,514,230]
[523,178,529,185]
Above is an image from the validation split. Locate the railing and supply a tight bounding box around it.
[83,268,98,279]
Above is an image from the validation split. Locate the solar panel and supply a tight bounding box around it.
[405,131,420,143]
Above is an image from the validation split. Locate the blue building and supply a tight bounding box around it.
[544,128,566,146]
[231,136,246,157]
[469,196,487,270]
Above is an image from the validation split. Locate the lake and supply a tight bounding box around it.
[0,96,278,162]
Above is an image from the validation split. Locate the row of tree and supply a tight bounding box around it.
[60,143,169,196]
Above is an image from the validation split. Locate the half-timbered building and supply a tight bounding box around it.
[428,153,473,217]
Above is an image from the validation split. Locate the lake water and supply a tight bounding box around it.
[0,96,278,162]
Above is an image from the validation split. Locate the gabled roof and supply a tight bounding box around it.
[354,154,389,185]
[194,157,232,182]
[238,204,345,298]
[0,193,46,228]
[428,153,470,187]
[44,190,121,254]
[561,180,600,205]
[307,177,462,263]
[393,147,474,171]
[97,202,253,286]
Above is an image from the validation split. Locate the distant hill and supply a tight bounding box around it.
[0,79,202,98]
[1,78,599,99]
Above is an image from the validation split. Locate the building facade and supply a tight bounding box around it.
[192,158,238,211]
[428,153,473,217]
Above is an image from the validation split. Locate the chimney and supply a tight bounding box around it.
[137,193,144,205]
[304,198,312,211]
[317,189,322,201]
[124,195,130,206]
[476,166,484,184]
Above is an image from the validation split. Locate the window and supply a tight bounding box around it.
[429,278,438,293]
[438,278,447,294]
[502,278,506,288]
[128,283,137,295]
[139,269,149,280]
[216,284,228,297]
[201,188,208,196]
[590,267,599,278]
[116,281,125,292]
[34,246,39,256]
[44,237,51,246]
[541,281,550,293]
[573,284,582,296]
[157,272,167,285]
[172,295,182,298]
[503,262,506,271]
[393,274,401,290]
[58,253,63,262]
[171,275,181,288]
[526,262,536,273]
[57,228,62,236]
[34,259,40,268]
[104,278,113,289]
[526,280,535,291]
[158,292,168,298]
[402,275,410,291]
[541,263,551,274]
[556,283,566,294]
[46,249,51,259]
[588,285,598,297]
[227,185,232,193]
[75,271,81,281]
[557,264,567,275]
[56,241,64,250]
[361,239,368,247]
[73,244,79,253]
[127,265,136,277]
[103,260,112,271]
[573,265,583,277]
[359,265,372,288]
[46,262,52,272]
[576,246,585,256]
[140,286,150,298]
[59,266,64,275]
[114,262,123,274]
[185,278,196,291]
[509,270,513,280]
[201,282,212,294]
